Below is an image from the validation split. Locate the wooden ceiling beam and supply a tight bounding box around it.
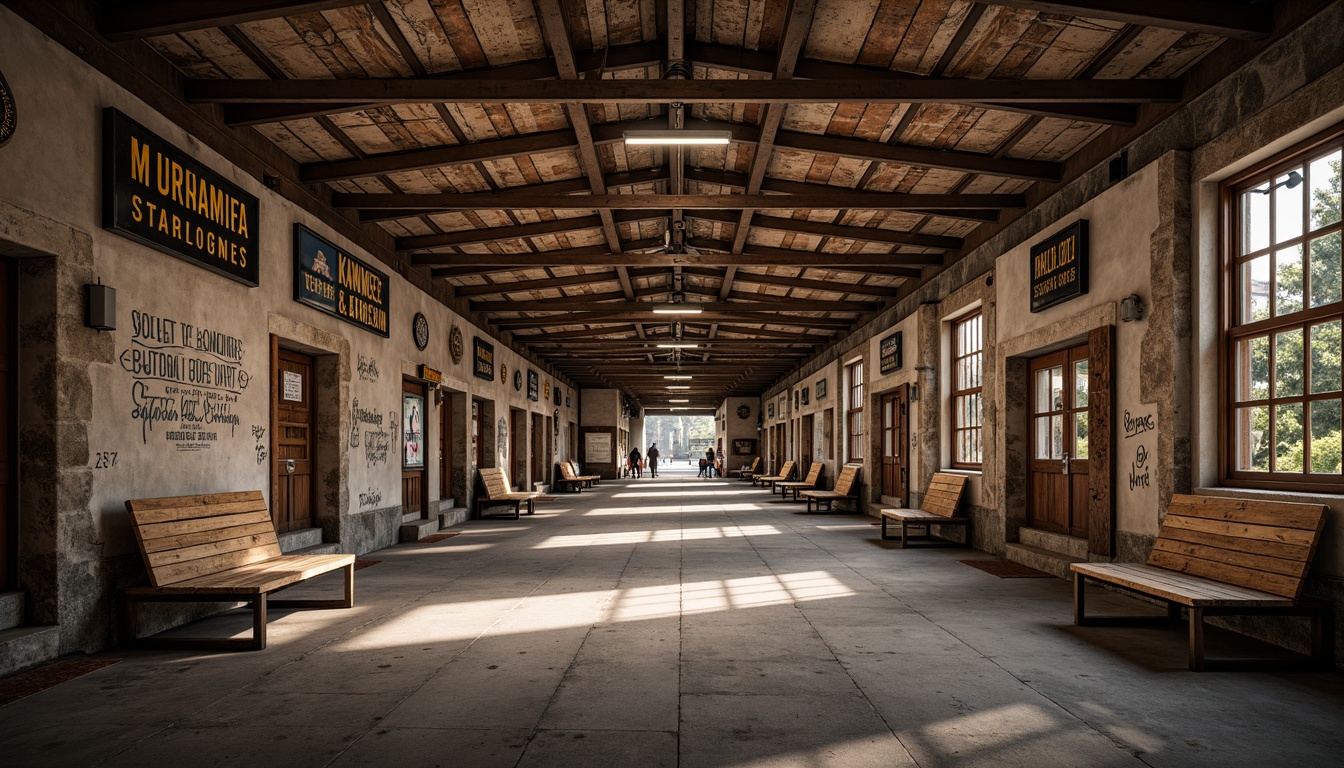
[728,274,903,297]
[339,191,1022,212]
[985,1,1272,40]
[450,271,624,296]
[687,209,961,251]
[185,77,1183,105]
[100,0,370,40]
[410,242,942,267]
[491,313,856,328]
[473,298,876,312]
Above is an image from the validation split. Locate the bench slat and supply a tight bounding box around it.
[1072,562,1295,607]
[1161,514,1318,547]
[832,465,860,495]
[151,546,284,587]
[1149,537,1309,579]
[1159,524,1311,562]
[145,533,281,569]
[1171,495,1327,530]
[140,521,278,554]
[136,511,275,542]
[128,494,270,524]
[131,554,355,595]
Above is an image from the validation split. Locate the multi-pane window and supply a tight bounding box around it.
[1226,125,1343,489]
[846,360,864,461]
[952,312,984,467]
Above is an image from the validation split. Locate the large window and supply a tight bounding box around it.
[952,312,984,467]
[846,360,864,461]
[1225,124,1343,490]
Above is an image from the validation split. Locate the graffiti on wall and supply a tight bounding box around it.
[348,397,391,468]
[122,309,248,451]
[358,487,383,509]
[497,417,509,466]
[357,354,380,382]
[251,425,267,465]
[1124,409,1155,491]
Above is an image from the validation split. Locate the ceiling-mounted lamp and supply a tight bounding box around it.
[666,385,691,390]
[656,343,700,349]
[623,129,731,146]
[654,274,703,314]
[664,375,693,380]
[669,398,690,403]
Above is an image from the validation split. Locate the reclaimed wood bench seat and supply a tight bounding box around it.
[1071,494,1332,671]
[880,473,970,547]
[476,466,543,519]
[775,462,824,501]
[731,457,761,480]
[555,461,588,493]
[800,464,861,513]
[754,460,795,490]
[566,460,600,486]
[121,491,354,651]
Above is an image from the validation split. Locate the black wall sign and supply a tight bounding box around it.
[527,369,539,401]
[473,337,495,381]
[103,108,259,286]
[294,224,389,337]
[1030,219,1089,313]
[879,331,903,374]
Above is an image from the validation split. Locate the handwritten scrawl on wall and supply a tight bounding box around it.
[1123,409,1155,491]
[123,309,249,451]
[348,398,391,468]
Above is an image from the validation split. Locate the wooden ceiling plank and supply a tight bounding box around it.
[410,243,943,267]
[184,77,1184,105]
[102,0,372,40]
[985,1,1272,40]
[450,271,620,295]
[473,298,876,312]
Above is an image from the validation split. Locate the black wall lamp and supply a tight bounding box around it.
[1120,294,1145,322]
[85,281,116,331]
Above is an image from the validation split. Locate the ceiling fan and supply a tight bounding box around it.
[640,219,702,256]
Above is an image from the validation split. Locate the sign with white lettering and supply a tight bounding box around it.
[879,331,902,374]
[1030,219,1089,313]
[103,108,260,285]
[473,337,494,381]
[294,224,389,337]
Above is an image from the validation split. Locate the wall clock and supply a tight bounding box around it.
[448,325,463,364]
[736,404,751,419]
[514,369,523,391]
[412,312,429,351]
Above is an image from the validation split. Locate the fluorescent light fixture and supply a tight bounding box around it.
[669,399,690,403]
[623,129,732,146]
[656,343,700,349]
[664,375,693,380]
[666,386,691,390]
[652,303,704,314]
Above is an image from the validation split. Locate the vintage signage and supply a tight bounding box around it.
[473,337,494,381]
[585,432,612,464]
[403,391,425,468]
[294,224,389,337]
[282,370,303,402]
[1030,219,1089,313]
[418,364,442,385]
[879,331,903,374]
[527,369,539,401]
[103,108,259,286]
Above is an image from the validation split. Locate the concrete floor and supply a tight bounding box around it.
[3,466,1343,767]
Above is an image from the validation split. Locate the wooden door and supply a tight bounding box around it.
[473,400,484,470]
[800,414,814,477]
[440,393,453,503]
[0,258,14,589]
[1028,345,1091,537]
[531,414,545,485]
[881,385,909,504]
[511,409,526,486]
[402,379,427,519]
[272,344,315,533]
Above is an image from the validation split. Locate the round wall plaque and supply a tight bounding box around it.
[513,369,523,391]
[737,404,751,419]
[0,69,16,147]
[500,363,507,382]
[412,312,429,350]
[448,325,464,364]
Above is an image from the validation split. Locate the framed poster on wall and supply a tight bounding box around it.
[403,391,425,468]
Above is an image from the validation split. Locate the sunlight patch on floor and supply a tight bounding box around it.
[612,571,855,621]
[584,502,767,515]
[613,489,763,498]
[533,525,782,548]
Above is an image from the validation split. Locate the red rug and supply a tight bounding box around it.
[0,658,122,708]
[414,532,462,544]
[960,559,1054,578]
[353,559,381,570]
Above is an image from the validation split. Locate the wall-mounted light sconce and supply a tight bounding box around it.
[911,384,918,402]
[85,282,116,331]
[434,386,446,406]
[1120,294,1145,322]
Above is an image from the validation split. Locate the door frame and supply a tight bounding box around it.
[880,385,909,506]
[1027,345,1092,538]
[0,257,15,591]
[402,378,428,519]
[271,340,317,533]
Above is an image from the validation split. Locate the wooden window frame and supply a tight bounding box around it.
[952,311,984,469]
[846,359,864,462]
[1221,121,1344,492]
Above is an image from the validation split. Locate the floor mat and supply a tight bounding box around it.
[960,559,1054,578]
[353,559,381,570]
[0,658,121,708]
[413,532,462,544]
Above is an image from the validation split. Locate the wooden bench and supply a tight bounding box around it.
[1072,494,1333,671]
[800,464,862,513]
[555,462,588,493]
[121,491,354,651]
[775,462,824,501]
[731,457,761,480]
[879,473,970,547]
[754,460,796,490]
[476,466,544,519]
[566,460,600,487]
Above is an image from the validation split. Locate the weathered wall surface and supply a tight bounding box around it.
[0,8,577,656]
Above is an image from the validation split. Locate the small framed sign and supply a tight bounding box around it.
[801,387,810,405]
[472,337,494,381]
[527,369,539,401]
[880,331,903,374]
[1030,219,1089,313]
[816,378,827,399]
[403,391,425,468]
[767,402,775,419]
